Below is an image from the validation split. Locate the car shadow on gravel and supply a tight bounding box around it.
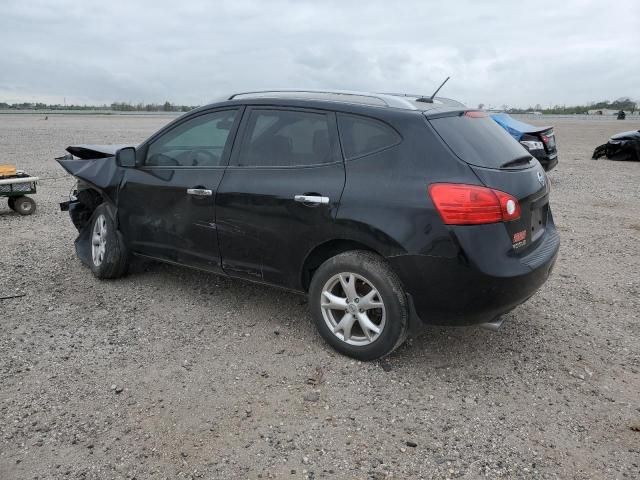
[0,209,21,217]
[122,257,541,370]
[389,305,550,373]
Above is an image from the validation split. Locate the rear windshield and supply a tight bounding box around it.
[429,113,529,169]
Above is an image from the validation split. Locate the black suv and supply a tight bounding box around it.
[58,90,559,360]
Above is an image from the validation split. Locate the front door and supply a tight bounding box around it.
[118,108,241,272]
[216,107,345,289]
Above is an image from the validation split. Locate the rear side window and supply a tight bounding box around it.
[337,114,401,160]
[429,113,529,169]
[237,109,333,167]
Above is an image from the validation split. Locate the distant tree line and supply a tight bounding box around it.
[502,97,637,115]
[4,97,638,116]
[0,101,198,112]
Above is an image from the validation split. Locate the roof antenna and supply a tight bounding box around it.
[417,76,450,103]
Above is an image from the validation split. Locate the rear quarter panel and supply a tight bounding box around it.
[335,112,478,258]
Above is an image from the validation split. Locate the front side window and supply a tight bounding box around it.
[237,109,333,167]
[146,110,237,167]
[338,114,401,160]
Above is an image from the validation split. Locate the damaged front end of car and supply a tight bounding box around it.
[57,145,132,267]
[592,130,640,162]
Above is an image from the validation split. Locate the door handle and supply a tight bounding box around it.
[294,195,330,205]
[187,188,213,197]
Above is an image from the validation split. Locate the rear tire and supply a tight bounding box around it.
[88,204,129,279]
[14,196,36,215]
[309,250,408,361]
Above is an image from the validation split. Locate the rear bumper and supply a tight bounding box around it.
[540,154,558,171]
[388,224,560,326]
[530,150,558,171]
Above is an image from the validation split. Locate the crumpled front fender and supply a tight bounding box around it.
[57,156,124,205]
[57,156,119,190]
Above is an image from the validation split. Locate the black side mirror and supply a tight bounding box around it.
[116,147,136,167]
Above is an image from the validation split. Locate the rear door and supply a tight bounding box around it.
[216,107,345,289]
[118,108,241,271]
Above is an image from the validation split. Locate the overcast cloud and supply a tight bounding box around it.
[1,0,639,108]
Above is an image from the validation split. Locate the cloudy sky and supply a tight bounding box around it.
[1,0,639,108]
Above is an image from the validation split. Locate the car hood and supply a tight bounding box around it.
[610,130,640,141]
[66,144,133,159]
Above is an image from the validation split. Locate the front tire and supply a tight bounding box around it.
[309,250,408,361]
[88,204,128,279]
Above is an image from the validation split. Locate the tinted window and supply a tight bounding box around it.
[237,110,333,167]
[429,113,530,169]
[146,110,237,167]
[338,114,401,159]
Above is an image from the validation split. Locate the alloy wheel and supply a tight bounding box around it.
[91,214,107,267]
[320,272,386,346]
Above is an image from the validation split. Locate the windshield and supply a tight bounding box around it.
[429,113,531,169]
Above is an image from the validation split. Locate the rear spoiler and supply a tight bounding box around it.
[521,125,553,135]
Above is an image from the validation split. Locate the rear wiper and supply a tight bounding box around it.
[500,156,532,169]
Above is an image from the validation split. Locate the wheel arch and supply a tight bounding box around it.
[71,185,120,231]
[300,238,382,291]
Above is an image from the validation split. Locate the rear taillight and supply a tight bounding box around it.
[464,111,488,118]
[540,131,554,145]
[428,183,521,225]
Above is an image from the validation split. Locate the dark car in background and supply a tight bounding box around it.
[592,129,640,161]
[491,113,558,171]
[57,90,559,360]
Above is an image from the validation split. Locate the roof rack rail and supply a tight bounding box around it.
[382,92,466,108]
[227,89,419,110]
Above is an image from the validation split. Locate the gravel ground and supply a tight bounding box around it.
[1,113,639,480]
